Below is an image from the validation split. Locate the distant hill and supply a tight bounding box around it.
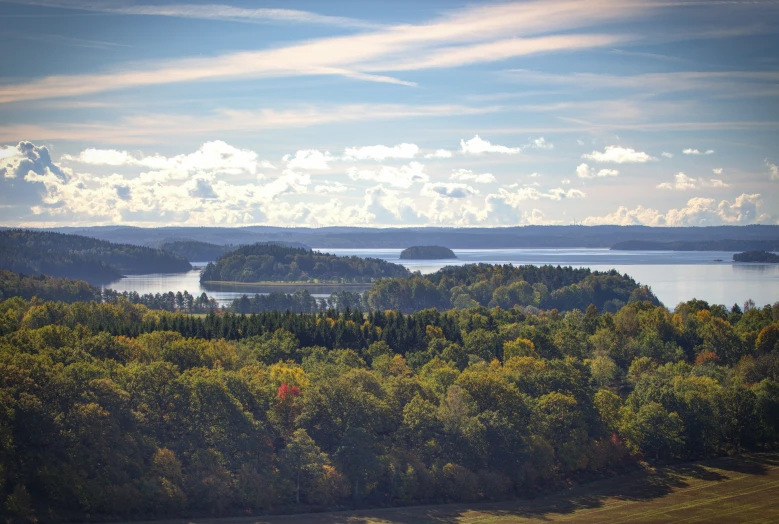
[400,245,457,259]
[733,250,779,263]
[0,229,191,284]
[200,243,410,283]
[35,224,779,249]
[159,240,235,262]
[612,239,779,251]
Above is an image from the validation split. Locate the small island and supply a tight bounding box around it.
[399,245,457,260]
[733,250,779,263]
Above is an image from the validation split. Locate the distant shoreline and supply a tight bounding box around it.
[201,280,372,288]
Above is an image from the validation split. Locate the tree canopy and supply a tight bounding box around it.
[201,243,410,284]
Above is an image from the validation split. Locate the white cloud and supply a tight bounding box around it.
[342,143,419,161]
[347,161,428,188]
[449,169,496,184]
[576,163,619,179]
[661,152,674,158]
[62,140,274,175]
[497,186,585,205]
[683,148,715,155]
[767,160,779,181]
[582,145,655,163]
[424,149,453,159]
[314,181,351,194]
[526,137,553,150]
[422,182,479,199]
[713,168,723,175]
[284,149,334,170]
[0,1,647,104]
[657,172,730,190]
[583,193,769,226]
[460,135,521,155]
[561,178,571,185]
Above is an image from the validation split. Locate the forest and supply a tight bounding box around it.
[734,250,779,263]
[1,286,779,521]
[0,230,192,283]
[200,243,410,284]
[158,240,235,262]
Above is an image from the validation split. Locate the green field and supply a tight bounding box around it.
[129,453,779,524]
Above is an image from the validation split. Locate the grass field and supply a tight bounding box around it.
[127,453,779,524]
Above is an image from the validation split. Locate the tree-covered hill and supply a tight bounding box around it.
[0,291,778,521]
[0,229,191,283]
[159,240,236,262]
[200,243,410,283]
[364,264,658,313]
[400,246,457,259]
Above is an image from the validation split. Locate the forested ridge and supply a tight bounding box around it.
[0,230,192,284]
[1,288,778,522]
[158,240,235,262]
[201,243,410,283]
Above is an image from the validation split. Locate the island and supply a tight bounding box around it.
[399,245,457,259]
[733,250,779,263]
[200,242,410,284]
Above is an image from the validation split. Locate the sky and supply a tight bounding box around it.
[0,0,778,228]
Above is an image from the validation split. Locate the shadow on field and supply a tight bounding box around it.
[239,454,777,524]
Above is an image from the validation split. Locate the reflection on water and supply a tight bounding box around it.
[105,249,779,309]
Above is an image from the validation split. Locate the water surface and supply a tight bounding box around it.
[106,249,779,309]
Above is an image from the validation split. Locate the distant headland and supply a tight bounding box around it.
[733,250,779,263]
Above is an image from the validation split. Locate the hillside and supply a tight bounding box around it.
[200,243,410,283]
[0,229,191,283]
[159,240,236,262]
[38,224,779,249]
[1,294,778,522]
[400,245,457,259]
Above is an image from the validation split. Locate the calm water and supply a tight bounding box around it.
[105,249,779,309]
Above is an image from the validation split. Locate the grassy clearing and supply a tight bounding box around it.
[122,453,779,524]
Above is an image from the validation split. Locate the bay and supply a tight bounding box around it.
[105,249,779,309]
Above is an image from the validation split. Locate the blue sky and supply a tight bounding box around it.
[0,0,778,227]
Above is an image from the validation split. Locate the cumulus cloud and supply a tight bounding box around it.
[314,181,351,194]
[657,172,730,190]
[576,163,619,179]
[63,140,274,175]
[713,168,723,175]
[449,169,496,184]
[460,135,520,155]
[283,149,334,170]
[661,152,673,158]
[342,143,419,161]
[347,161,428,188]
[767,160,779,181]
[582,145,655,163]
[422,182,479,199]
[496,186,585,205]
[424,149,453,159]
[683,148,715,155]
[526,137,553,150]
[583,193,770,226]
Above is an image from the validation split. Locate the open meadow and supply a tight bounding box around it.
[129,453,779,524]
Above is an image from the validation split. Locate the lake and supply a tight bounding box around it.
[105,249,779,309]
